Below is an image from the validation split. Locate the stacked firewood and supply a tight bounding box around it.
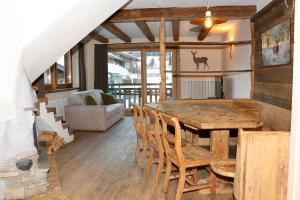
[38,131,64,155]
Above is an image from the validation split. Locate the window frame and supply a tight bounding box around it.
[43,52,73,92]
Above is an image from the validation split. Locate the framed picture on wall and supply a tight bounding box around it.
[261,19,291,66]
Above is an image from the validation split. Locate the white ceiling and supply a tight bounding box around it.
[124,0,257,9]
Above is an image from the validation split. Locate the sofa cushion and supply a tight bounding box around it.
[104,103,124,119]
[101,93,117,105]
[85,95,97,105]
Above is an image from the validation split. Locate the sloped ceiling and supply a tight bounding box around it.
[23,0,129,82]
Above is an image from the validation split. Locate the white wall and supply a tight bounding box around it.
[222,19,252,99]
[257,0,273,11]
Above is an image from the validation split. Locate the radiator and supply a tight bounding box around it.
[182,78,222,99]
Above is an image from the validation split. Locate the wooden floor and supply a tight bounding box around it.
[56,117,233,200]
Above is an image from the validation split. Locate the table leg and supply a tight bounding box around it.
[210,130,230,159]
[210,130,232,194]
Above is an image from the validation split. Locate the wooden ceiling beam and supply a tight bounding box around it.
[80,31,109,44]
[93,32,109,43]
[198,26,214,41]
[103,23,131,42]
[135,21,155,42]
[172,19,180,41]
[110,6,257,22]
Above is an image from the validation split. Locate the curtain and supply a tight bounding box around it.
[78,42,87,91]
[94,44,108,92]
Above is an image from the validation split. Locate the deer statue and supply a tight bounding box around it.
[191,51,209,71]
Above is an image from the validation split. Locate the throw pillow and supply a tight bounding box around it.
[85,95,97,105]
[101,93,117,105]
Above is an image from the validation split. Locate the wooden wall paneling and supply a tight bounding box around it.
[255,82,292,100]
[250,22,255,99]
[159,18,166,101]
[251,0,294,110]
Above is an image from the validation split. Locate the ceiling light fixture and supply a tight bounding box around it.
[190,0,227,29]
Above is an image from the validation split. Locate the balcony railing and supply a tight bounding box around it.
[109,77,223,110]
[108,83,172,109]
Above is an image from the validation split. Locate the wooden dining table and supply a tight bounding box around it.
[145,99,264,193]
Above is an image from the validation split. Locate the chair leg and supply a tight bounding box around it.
[140,139,148,169]
[147,147,154,175]
[191,168,198,185]
[156,153,164,184]
[210,171,216,200]
[176,167,186,200]
[163,159,172,193]
[135,136,141,162]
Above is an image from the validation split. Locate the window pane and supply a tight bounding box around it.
[56,56,65,84]
[108,51,141,108]
[146,51,173,102]
[44,68,51,85]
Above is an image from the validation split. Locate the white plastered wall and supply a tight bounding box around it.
[222,19,252,99]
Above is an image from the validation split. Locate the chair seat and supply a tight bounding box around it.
[168,144,212,168]
[211,159,235,178]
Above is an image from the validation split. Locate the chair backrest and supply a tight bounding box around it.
[132,104,145,136]
[132,104,140,131]
[160,113,185,164]
[143,107,164,153]
[234,129,290,200]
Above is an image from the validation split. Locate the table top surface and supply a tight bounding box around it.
[145,100,264,129]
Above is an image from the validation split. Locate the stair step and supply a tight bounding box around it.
[62,122,70,129]
[46,107,56,114]
[36,97,48,104]
[55,116,63,122]
[24,107,39,112]
[38,131,57,142]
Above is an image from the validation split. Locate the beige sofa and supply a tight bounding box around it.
[65,90,125,131]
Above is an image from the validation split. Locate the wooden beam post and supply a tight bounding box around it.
[103,23,131,42]
[172,19,180,41]
[160,18,166,101]
[135,21,155,42]
[110,6,257,22]
[250,22,255,99]
[141,50,147,105]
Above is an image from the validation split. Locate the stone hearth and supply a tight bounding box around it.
[0,149,49,199]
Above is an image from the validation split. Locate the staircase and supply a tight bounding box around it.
[34,96,74,143]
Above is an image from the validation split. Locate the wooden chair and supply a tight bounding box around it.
[233,129,290,200]
[132,104,149,168]
[160,113,216,200]
[211,129,289,200]
[143,107,165,183]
